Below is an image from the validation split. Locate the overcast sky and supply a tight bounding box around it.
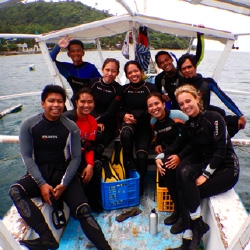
[80,0,250,52]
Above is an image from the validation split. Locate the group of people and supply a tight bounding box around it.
[9,35,246,250]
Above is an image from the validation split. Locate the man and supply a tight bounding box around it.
[177,53,246,137]
[154,32,204,109]
[50,35,101,101]
[9,85,111,250]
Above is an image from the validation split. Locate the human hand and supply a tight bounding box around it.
[161,94,170,102]
[154,145,162,154]
[164,155,180,169]
[58,35,73,49]
[53,184,67,200]
[81,164,94,183]
[98,123,105,132]
[40,183,55,205]
[238,116,246,130]
[196,175,207,186]
[124,113,137,124]
[155,159,166,176]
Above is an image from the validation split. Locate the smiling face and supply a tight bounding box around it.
[76,93,95,118]
[42,93,65,121]
[156,54,175,73]
[67,44,85,65]
[102,61,119,84]
[125,63,144,84]
[176,92,200,117]
[180,58,197,79]
[147,95,166,120]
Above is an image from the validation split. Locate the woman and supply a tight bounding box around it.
[120,60,157,195]
[89,58,122,168]
[147,92,188,234]
[167,84,239,250]
[63,87,101,212]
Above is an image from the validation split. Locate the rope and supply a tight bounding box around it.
[234,146,250,155]
[0,154,21,162]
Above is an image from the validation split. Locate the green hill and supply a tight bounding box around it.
[0,1,189,50]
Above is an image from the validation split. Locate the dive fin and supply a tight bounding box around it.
[110,143,126,180]
[101,155,119,182]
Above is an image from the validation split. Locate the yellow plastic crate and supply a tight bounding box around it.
[156,170,174,212]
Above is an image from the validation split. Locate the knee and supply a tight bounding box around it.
[136,150,148,161]
[120,125,133,139]
[9,184,23,202]
[178,165,193,180]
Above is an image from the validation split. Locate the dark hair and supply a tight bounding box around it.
[177,53,197,70]
[74,87,95,102]
[67,40,84,51]
[124,60,143,75]
[41,84,66,102]
[102,58,120,72]
[155,51,172,64]
[147,92,164,103]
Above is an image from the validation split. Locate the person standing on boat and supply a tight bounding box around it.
[63,87,103,213]
[89,58,122,174]
[154,31,204,109]
[177,53,246,138]
[147,92,189,234]
[50,35,101,102]
[120,60,157,195]
[165,84,239,250]
[9,85,112,250]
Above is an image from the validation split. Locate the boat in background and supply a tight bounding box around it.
[28,64,35,71]
[0,0,250,249]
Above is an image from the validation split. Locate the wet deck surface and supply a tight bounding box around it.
[58,172,182,250]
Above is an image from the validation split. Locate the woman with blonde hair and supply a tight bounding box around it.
[166,84,239,250]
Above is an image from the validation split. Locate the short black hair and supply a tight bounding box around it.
[41,84,66,102]
[178,53,197,70]
[74,87,95,102]
[124,60,143,75]
[155,51,172,64]
[67,40,84,51]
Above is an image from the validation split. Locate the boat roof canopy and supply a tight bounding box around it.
[181,0,250,16]
[35,14,235,44]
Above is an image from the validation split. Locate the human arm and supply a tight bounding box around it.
[19,115,47,187]
[208,80,246,129]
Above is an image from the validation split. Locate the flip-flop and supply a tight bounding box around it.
[115,207,142,222]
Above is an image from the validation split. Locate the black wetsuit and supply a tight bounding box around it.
[176,111,239,230]
[153,109,188,207]
[9,113,111,250]
[155,33,204,109]
[120,80,157,185]
[89,77,122,160]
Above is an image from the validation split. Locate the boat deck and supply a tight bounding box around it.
[58,171,183,250]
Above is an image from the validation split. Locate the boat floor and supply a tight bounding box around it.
[58,171,183,250]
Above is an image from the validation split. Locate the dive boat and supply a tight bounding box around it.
[0,0,250,249]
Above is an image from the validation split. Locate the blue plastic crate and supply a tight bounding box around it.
[101,170,140,210]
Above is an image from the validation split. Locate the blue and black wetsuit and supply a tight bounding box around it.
[120,80,157,191]
[50,45,101,98]
[9,113,111,249]
[183,73,243,137]
[176,110,239,230]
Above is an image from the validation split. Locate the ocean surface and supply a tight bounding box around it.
[0,49,250,218]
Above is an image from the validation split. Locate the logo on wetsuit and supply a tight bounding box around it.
[214,120,219,137]
[41,135,58,140]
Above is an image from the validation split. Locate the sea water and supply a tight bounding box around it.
[0,50,250,218]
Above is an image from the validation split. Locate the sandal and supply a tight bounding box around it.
[115,207,142,222]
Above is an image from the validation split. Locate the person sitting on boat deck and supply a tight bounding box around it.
[177,53,246,138]
[50,35,101,103]
[165,84,239,250]
[89,58,122,173]
[9,84,112,250]
[119,60,157,195]
[147,92,189,235]
[154,31,204,109]
[63,87,103,213]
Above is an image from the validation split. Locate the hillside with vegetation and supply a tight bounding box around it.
[0,0,190,51]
